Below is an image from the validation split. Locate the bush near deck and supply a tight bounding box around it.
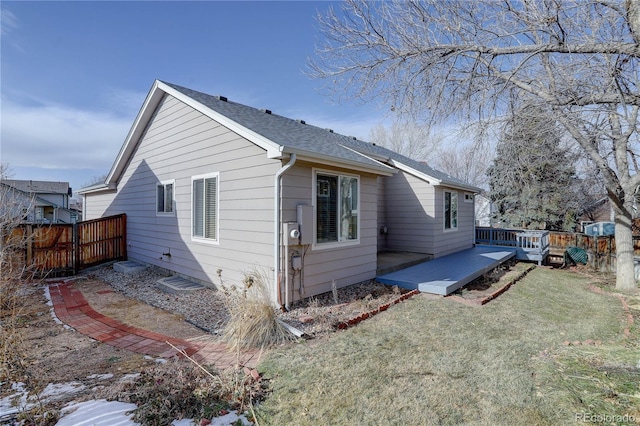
[256,268,639,425]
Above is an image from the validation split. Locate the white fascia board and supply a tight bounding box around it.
[157,81,283,158]
[391,160,441,185]
[106,81,167,185]
[76,183,116,195]
[338,143,394,168]
[289,149,395,176]
[390,159,481,193]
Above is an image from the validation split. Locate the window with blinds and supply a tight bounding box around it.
[156,180,174,215]
[316,172,359,244]
[192,173,219,242]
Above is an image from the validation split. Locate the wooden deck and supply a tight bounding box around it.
[376,246,517,296]
[475,227,550,265]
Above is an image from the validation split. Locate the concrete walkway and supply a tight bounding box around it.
[48,281,259,369]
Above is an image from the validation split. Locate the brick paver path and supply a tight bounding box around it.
[48,281,259,369]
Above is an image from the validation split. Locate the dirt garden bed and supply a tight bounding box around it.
[446,260,536,306]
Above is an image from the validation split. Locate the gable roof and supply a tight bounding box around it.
[2,179,70,195]
[0,182,64,208]
[82,80,480,193]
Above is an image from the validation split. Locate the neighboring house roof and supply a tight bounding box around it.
[0,182,60,208]
[2,179,70,195]
[80,80,480,194]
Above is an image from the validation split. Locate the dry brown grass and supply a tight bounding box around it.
[256,267,638,425]
[222,269,297,351]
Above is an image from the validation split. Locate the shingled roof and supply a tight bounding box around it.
[163,82,478,191]
[88,80,480,193]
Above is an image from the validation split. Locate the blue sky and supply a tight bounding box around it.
[1,1,391,194]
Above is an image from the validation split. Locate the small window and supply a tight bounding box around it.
[192,173,219,242]
[464,193,474,203]
[156,180,174,215]
[315,171,359,245]
[444,191,458,230]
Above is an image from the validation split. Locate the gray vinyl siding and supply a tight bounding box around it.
[377,176,387,251]
[382,171,436,255]
[83,191,118,219]
[280,161,378,302]
[84,94,279,289]
[431,186,475,257]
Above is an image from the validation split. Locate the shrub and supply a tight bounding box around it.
[222,268,296,351]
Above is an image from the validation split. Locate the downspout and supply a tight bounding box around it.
[274,153,296,309]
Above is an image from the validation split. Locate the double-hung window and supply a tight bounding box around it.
[444,190,458,230]
[315,171,359,245]
[192,173,219,242]
[156,180,174,215]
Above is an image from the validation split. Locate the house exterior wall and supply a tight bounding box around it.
[431,186,476,257]
[377,176,387,252]
[83,94,280,289]
[38,193,68,209]
[381,170,436,255]
[379,170,475,258]
[280,161,379,302]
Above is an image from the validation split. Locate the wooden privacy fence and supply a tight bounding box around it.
[14,214,127,278]
[547,231,640,270]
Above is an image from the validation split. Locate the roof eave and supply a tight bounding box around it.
[285,148,395,176]
[77,183,116,195]
[390,160,481,192]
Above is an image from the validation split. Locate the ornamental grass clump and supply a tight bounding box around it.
[223,269,296,351]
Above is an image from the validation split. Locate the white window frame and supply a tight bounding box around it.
[444,190,458,231]
[191,172,220,244]
[156,179,175,216]
[312,168,360,250]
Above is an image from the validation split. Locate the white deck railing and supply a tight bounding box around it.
[475,227,550,265]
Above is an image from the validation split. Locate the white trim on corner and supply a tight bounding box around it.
[190,172,220,245]
[311,167,361,251]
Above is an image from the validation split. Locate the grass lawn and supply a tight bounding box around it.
[256,267,639,425]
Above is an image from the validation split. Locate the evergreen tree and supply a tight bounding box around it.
[487,107,577,230]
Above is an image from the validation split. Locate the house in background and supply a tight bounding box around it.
[80,80,480,306]
[1,179,79,223]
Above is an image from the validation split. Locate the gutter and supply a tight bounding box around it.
[274,154,297,308]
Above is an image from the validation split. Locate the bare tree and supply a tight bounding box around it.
[368,121,442,163]
[311,0,640,290]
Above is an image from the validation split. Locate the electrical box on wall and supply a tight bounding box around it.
[284,222,300,245]
[297,204,313,245]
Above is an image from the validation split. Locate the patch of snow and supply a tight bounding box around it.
[143,355,167,364]
[56,399,139,426]
[40,382,86,401]
[87,373,114,380]
[55,399,253,426]
[0,382,28,421]
[43,285,74,330]
[119,373,141,382]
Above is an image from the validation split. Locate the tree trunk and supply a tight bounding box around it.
[613,202,637,290]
